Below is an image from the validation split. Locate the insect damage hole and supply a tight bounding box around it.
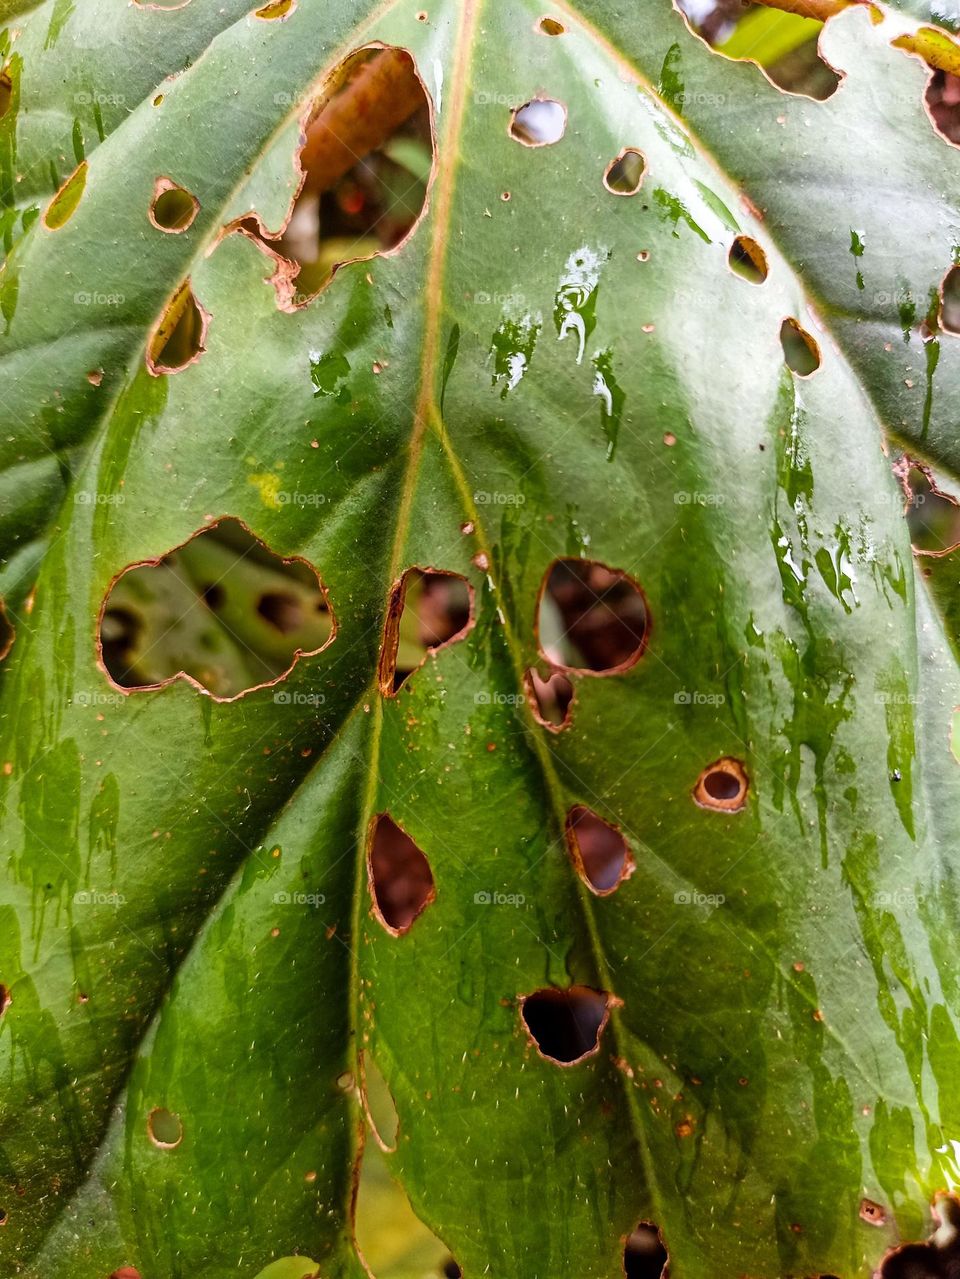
[879,1193,960,1278]
[603,148,646,196]
[537,558,648,675]
[147,1106,183,1149]
[536,16,565,34]
[509,97,567,146]
[0,600,13,662]
[780,316,821,376]
[42,161,88,230]
[367,813,435,935]
[146,279,209,374]
[248,45,434,305]
[359,1049,400,1151]
[99,517,334,700]
[901,461,960,556]
[693,757,749,813]
[525,666,574,731]
[254,0,296,16]
[729,235,768,284]
[566,806,634,895]
[149,177,199,233]
[940,263,960,334]
[378,567,473,696]
[520,986,613,1065]
[623,1222,668,1279]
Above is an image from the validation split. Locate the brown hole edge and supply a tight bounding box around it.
[0,599,13,663]
[693,757,749,813]
[145,278,210,376]
[565,805,635,896]
[508,96,568,148]
[894,455,960,559]
[365,812,436,937]
[95,516,336,703]
[602,147,647,197]
[377,566,475,698]
[518,985,620,1067]
[220,42,438,314]
[523,665,575,733]
[358,1048,399,1153]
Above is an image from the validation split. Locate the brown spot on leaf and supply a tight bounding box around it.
[861,1197,887,1226]
[536,16,565,34]
[367,813,435,935]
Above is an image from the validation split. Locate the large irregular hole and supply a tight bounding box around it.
[509,97,567,146]
[367,813,435,935]
[879,1194,960,1279]
[903,462,960,555]
[525,666,574,731]
[537,558,648,675]
[146,1106,183,1149]
[623,1222,669,1279]
[359,1049,399,1151]
[42,161,88,230]
[729,235,768,284]
[693,757,749,813]
[149,177,199,233]
[940,263,960,333]
[248,46,432,303]
[146,279,209,375]
[566,805,634,895]
[378,567,473,696]
[603,148,646,195]
[675,0,840,100]
[520,986,612,1065]
[780,316,821,376]
[99,518,335,700]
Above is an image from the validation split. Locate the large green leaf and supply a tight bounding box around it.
[3,1,960,1276]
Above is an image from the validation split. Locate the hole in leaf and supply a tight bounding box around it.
[248,46,433,304]
[42,161,88,230]
[0,985,10,1017]
[367,813,435,935]
[509,97,567,146]
[860,1198,887,1226]
[354,1123,458,1275]
[0,600,13,662]
[378,567,473,696]
[99,517,335,700]
[603,148,646,195]
[693,757,749,813]
[537,15,565,34]
[146,1106,183,1149]
[146,279,209,374]
[903,462,960,556]
[623,1222,668,1279]
[566,805,634,895]
[729,235,768,284]
[675,0,840,100]
[359,1049,400,1151]
[940,264,960,333]
[132,0,192,8]
[255,0,296,16]
[879,1194,960,1279]
[441,1262,462,1279]
[149,178,199,233]
[924,70,960,148]
[0,68,12,119]
[108,1269,143,1279]
[537,558,648,675]
[521,986,612,1064]
[780,317,821,376]
[525,666,574,730]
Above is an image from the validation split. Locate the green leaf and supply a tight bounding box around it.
[2,1,960,1277]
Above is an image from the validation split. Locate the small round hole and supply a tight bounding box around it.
[147,1106,183,1149]
[623,1222,668,1279]
[728,235,768,284]
[780,317,821,376]
[509,98,566,147]
[693,758,749,813]
[520,986,612,1064]
[149,179,199,233]
[603,148,645,195]
[536,16,565,34]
